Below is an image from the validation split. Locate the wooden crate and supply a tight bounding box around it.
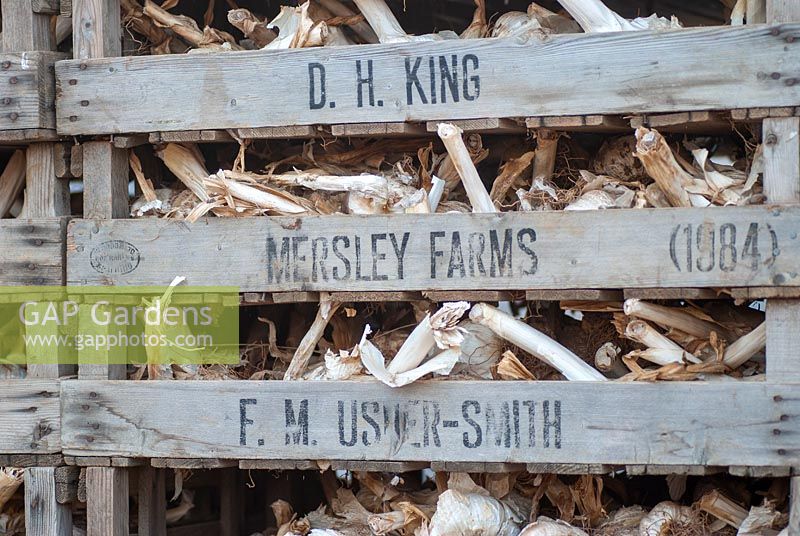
[55,24,800,135]
[0,218,66,285]
[36,0,800,534]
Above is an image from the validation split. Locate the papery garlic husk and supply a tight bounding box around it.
[519,517,589,536]
[639,501,694,536]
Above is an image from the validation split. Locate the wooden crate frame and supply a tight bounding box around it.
[15,0,797,534]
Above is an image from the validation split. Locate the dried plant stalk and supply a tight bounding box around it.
[634,127,695,207]
[490,151,535,204]
[533,129,559,181]
[623,299,724,340]
[284,296,342,380]
[0,150,25,218]
[227,9,277,47]
[129,152,156,203]
[209,171,317,215]
[428,176,446,212]
[556,0,634,31]
[143,0,240,49]
[496,350,536,380]
[122,0,188,54]
[368,511,405,535]
[157,143,210,202]
[437,123,496,213]
[460,0,488,38]
[318,0,379,43]
[722,321,766,368]
[624,320,700,364]
[352,0,410,42]
[556,0,680,32]
[698,490,748,528]
[470,303,607,381]
[387,302,469,374]
[0,468,23,512]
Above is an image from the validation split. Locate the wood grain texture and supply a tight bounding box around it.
[763,118,800,204]
[790,476,800,534]
[0,52,64,131]
[0,219,65,285]
[60,380,800,466]
[137,467,166,536]
[61,0,73,17]
[86,467,128,536]
[768,0,800,22]
[27,143,70,217]
[25,467,73,536]
[2,0,54,51]
[72,0,121,59]
[31,0,60,14]
[55,24,800,135]
[81,141,128,219]
[0,380,60,454]
[67,207,800,292]
[766,300,800,381]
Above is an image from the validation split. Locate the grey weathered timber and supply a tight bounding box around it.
[27,143,70,217]
[60,380,800,466]
[67,206,800,292]
[72,0,121,59]
[55,24,800,135]
[768,0,800,22]
[0,219,66,285]
[31,0,60,14]
[25,467,72,536]
[81,141,128,219]
[86,467,128,536]
[790,473,800,534]
[137,467,166,536]
[0,52,65,131]
[0,380,60,454]
[220,469,240,536]
[2,0,53,51]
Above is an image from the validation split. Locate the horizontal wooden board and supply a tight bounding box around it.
[60,380,800,466]
[0,52,65,131]
[0,381,61,454]
[55,24,800,135]
[67,206,800,292]
[1,219,66,285]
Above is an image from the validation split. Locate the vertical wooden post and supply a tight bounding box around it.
[764,0,800,527]
[25,468,72,536]
[219,469,241,536]
[81,142,129,220]
[137,467,167,536]
[86,467,129,536]
[1,0,53,51]
[73,0,129,382]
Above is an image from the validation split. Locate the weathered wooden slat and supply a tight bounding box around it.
[56,25,800,135]
[0,454,64,467]
[67,207,800,292]
[623,288,725,300]
[0,52,65,131]
[0,219,65,285]
[86,467,128,536]
[60,380,800,466]
[527,115,628,133]
[0,380,61,454]
[2,0,53,51]
[237,126,320,139]
[149,130,233,144]
[25,467,73,536]
[427,118,525,134]
[0,129,59,142]
[332,122,426,137]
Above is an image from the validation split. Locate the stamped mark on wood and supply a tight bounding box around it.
[307,54,481,112]
[240,396,561,453]
[89,240,140,275]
